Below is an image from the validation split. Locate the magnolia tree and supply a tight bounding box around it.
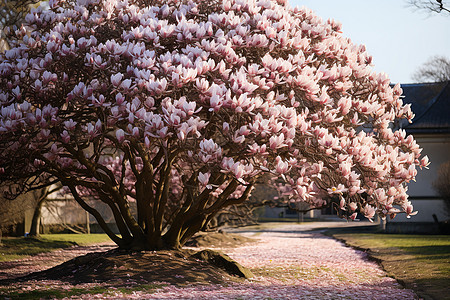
[0,0,429,250]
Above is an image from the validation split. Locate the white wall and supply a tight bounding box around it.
[40,199,138,225]
[41,199,90,225]
[388,199,448,223]
[407,135,450,197]
[392,134,450,223]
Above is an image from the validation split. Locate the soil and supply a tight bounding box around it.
[0,231,259,287]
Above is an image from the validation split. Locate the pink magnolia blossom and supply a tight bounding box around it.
[363,204,377,221]
[116,129,125,143]
[349,202,358,212]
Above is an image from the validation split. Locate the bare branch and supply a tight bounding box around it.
[406,0,450,14]
[412,55,450,82]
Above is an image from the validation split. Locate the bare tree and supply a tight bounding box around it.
[0,191,39,238]
[406,0,450,14]
[0,197,25,239]
[433,161,450,217]
[412,55,450,83]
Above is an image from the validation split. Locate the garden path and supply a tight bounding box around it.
[146,224,417,299]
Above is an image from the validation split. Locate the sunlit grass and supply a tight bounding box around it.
[335,233,450,250]
[40,233,112,246]
[332,233,450,300]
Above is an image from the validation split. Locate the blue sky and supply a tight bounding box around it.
[289,0,450,84]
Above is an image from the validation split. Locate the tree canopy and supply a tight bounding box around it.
[0,0,428,250]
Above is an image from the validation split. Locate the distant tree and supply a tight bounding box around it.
[433,161,450,217]
[28,184,63,237]
[0,191,38,238]
[406,0,450,14]
[0,196,25,238]
[412,55,450,83]
[0,0,42,51]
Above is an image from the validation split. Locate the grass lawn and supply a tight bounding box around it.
[331,233,450,300]
[0,234,111,262]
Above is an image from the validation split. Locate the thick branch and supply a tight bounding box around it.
[65,183,123,247]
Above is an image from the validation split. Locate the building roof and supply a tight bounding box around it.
[400,81,450,134]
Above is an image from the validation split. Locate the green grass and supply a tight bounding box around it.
[39,233,112,246]
[0,234,111,262]
[331,233,450,300]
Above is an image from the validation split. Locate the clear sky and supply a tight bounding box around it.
[289,0,450,84]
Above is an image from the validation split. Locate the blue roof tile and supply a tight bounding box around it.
[400,81,450,134]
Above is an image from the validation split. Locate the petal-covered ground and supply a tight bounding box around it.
[0,243,116,281]
[0,224,418,299]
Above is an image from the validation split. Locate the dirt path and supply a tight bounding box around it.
[0,224,418,299]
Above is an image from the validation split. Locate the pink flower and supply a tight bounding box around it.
[116,129,125,143]
[209,93,223,112]
[87,123,96,139]
[275,156,289,174]
[60,130,70,143]
[120,79,132,90]
[0,0,429,242]
[405,202,418,218]
[198,172,211,189]
[339,196,346,209]
[144,136,150,149]
[420,155,430,169]
[327,184,347,195]
[269,133,286,150]
[111,73,123,87]
[132,127,139,138]
[363,204,376,221]
[223,122,230,132]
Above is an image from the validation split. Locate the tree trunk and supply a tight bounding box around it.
[162,229,182,250]
[29,196,46,237]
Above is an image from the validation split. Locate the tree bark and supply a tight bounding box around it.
[28,196,46,237]
[28,187,52,237]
